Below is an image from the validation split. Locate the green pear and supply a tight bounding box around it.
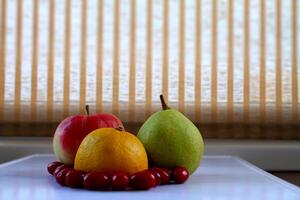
[137,95,204,174]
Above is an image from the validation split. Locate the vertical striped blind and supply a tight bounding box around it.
[0,0,299,126]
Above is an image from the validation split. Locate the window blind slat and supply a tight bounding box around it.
[15,0,23,121]
[162,0,169,102]
[291,0,298,123]
[259,0,266,122]
[63,0,71,117]
[96,0,103,113]
[243,0,250,122]
[178,0,185,113]
[275,0,282,122]
[145,0,152,117]
[47,0,55,121]
[79,0,87,114]
[0,0,298,132]
[31,0,39,121]
[194,0,201,122]
[112,0,120,115]
[0,0,7,120]
[211,0,218,121]
[129,0,136,121]
[227,0,234,122]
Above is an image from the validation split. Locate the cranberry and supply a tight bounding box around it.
[164,168,172,176]
[149,167,170,185]
[149,170,161,185]
[83,172,110,190]
[65,169,85,188]
[171,166,189,184]
[129,170,156,190]
[111,172,129,190]
[55,168,70,186]
[47,161,63,175]
[53,164,71,177]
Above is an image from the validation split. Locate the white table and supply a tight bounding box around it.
[0,154,299,200]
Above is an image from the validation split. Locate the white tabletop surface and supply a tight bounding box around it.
[0,154,299,200]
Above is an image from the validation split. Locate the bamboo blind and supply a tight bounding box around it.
[0,0,299,129]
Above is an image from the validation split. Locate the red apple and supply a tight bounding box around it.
[53,106,124,164]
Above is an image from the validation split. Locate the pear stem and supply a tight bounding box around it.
[160,94,170,110]
[85,105,90,116]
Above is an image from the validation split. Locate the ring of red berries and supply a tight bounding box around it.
[47,161,189,190]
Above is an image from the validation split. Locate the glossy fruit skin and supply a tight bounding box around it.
[171,167,189,184]
[149,170,161,185]
[83,172,110,190]
[47,161,63,175]
[111,172,129,190]
[55,168,70,186]
[129,171,156,190]
[137,97,204,174]
[65,169,85,188]
[149,167,170,185]
[74,128,148,175]
[53,113,124,165]
[53,164,72,177]
[164,168,172,176]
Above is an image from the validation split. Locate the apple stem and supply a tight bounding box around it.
[115,126,124,131]
[160,94,170,110]
[85,105,90,116]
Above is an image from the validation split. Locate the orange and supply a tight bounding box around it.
[74,128,148,175]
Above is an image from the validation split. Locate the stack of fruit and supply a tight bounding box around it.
[48,95,204,191]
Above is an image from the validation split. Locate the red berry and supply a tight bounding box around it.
[53,164,72,177]
[129,171,156,190]
[149,167,170,185]
[171,167,189,184]
[65,169,85,188]
[149,170,161,185]
[55,168,70,186]
[83,172,110,190]
[164,168,172,176]
[111,172,129,190]
[47,161,63,175]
